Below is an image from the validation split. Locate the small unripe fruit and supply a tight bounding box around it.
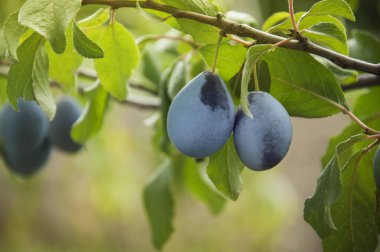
[49,97,82,153]
[233,91,292,170]
[0,99,48,153]
[373,147,380,190]
[167,71,235,158]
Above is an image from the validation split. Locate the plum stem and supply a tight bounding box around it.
[253,64,259,91]
[288,0,299,34]
[212,32,224,74]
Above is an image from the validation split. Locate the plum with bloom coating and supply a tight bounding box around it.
[167,71,235,158]
[233,92,292,170]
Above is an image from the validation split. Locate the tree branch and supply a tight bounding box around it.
[82,0,380,75]
[0,65,159,110]
[341,74,380,91]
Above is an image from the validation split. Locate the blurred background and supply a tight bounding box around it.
[0,0,379,251]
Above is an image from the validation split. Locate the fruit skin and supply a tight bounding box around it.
[373,147,380,190]
[3,139,51,176]
[0,99,49,153]
[167,71,235,158]
[49,97,82,153]
[233,91,292,171]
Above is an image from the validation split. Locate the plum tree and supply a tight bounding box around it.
[2,139,51,176]
[0,99,48,153]
[167,71,235,158]
[49,97,82,153]
[373,147,380,190]
[233,91,292,171]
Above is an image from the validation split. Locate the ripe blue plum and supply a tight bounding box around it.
[233,91,292,171]
[3,139,51,176]
[0,99,48,153]
[49,97,82,153]
[167,71,235,158]
[373,147,380,190]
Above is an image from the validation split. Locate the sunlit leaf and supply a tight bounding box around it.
[3,12,27,61]
[89,22,139,101]
[18,0,81,53]
[7,33,55,119]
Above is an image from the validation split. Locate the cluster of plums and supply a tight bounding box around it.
[167,71,293,171]
[0,97,82,176]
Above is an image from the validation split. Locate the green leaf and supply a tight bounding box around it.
[302,22,348,55]
[171,19,218,44]
[262,11,289,31]
[167,58,190,100]
[159,0,219,15]
[316,57,358,85]
[304,134,368,238]
[262,47,348,118]
[349,30,380,64]
[199,41,247,82]
[207,136,244,201]
[47,25,82,92]
[155,65,175,154]
[300,0,355,24]
[268,12,347,40]
[0,77,7,105]
[78,8,110,29]
[136,0,165,22]
[304,156,341,238]
[18,0,82,54]
[322,87,380,167]
[353,87,380,120]
[71,85,109,143]
[89,22,140,101]
[0,30,6,59]
[3,12,27,61]
[72,22,104,59]
[31,44,56,119]
[183,157,226,215]
[323,152,378,252]
[140,45,162,90]
[241,45,272,118]
[143,159,175,250]
[7,33,56,119]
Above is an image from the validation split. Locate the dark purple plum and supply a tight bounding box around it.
[233,91,292,171]
[0,99,48,153]
[3,139,51,176]
[49,97,82,153]
[167,71,235,158]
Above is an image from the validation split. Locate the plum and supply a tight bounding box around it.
[3,139,51,176]
[0,99,48,153]
[373,147,380,190]
[49,97,82,153]
[233,91,292,170]
[167,71,235,158]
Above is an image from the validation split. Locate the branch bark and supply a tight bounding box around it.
[341,74,380,91]
[82,0,380,75]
